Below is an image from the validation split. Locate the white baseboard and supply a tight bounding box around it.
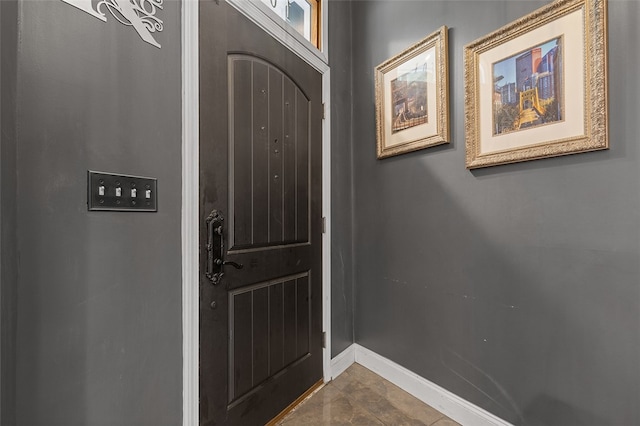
[330,344,512,426]
[329,344,356,380]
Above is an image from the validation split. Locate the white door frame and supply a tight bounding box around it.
[181,1,331,423]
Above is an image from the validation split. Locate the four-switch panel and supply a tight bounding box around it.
[88,171,157,212]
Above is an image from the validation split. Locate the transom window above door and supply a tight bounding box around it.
[259,0,321,48]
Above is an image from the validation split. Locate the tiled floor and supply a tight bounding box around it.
[278,363,460,425]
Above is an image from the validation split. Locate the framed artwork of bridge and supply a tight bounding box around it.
[464,0,608,169]
[375,26,449,159]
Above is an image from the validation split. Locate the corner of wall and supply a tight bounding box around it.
[328,0,356,357]
[346,0,356,348]
[0,0,19,423]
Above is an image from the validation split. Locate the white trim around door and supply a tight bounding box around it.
[182,0,331,423]
[226,0,329,72]
[181,0,199,425]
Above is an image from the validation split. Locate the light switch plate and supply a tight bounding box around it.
[88,171,157,212]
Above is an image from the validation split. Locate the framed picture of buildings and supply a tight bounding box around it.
[464,0,608,169]
[375,26,449,159]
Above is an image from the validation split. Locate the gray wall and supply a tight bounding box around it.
[343,1,640,424]
[1,0,18,423]
[14,1,182,424]
[328,0,355,358]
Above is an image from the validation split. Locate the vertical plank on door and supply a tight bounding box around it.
[252,62,270,245]
[282,279,297,366]
[232,59,253,247]
[253,287,269,385]
[282,80,297,242]
[232,291,252,401]
[296,89,310,243]
[269,282,284,374]
[268,69,284,243]
[296,276,310,357]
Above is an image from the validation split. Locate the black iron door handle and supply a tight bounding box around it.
[221,260,244,269]
[206,210,243,285]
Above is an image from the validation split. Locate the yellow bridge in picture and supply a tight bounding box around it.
[515,88,545,129]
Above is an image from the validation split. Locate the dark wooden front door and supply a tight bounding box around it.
[199,3,323,425]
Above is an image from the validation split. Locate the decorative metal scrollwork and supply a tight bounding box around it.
[60,0,164,49]
[97,0,164,34]
[205,209,244,286]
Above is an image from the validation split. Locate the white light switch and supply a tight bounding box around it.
[115,187,122,197]
[145,189,152,199]
[131,188,137,197]
[98,185,105,196]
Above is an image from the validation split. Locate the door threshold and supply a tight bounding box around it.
[265,379,325,426]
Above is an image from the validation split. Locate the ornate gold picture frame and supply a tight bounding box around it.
[464,0,608,169]
[375,26,449,159]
